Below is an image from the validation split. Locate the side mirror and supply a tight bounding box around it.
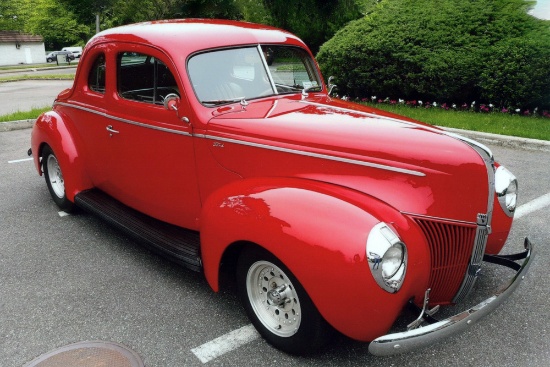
[163,93,190,124]
[327,76,337,96]
[163,93,180,111]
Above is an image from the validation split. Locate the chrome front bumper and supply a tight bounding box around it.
[368,238,534,356]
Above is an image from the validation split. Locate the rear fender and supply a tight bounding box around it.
[200,177,429,340]
[31,111,92,201]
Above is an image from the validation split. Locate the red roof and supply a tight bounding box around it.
[0,31,43,43]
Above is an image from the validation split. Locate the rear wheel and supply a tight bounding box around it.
[237,246,332,354]
[42,145,73,212]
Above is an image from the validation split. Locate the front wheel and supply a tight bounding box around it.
[237,246,332,354]
[42,145,73,212]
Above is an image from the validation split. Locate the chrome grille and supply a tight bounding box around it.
[415,218,478,304]
[452,215,490,303]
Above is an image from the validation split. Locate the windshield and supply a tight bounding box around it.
[187,45,322,106]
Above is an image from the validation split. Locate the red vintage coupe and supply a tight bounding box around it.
[30,19,533,356]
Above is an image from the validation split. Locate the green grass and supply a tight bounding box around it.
[0,74,75,83]
[0,62,78,71]
[0,63,52,70]
[1,91,548,141]
[364,103,550,141]
[0,107,51,123]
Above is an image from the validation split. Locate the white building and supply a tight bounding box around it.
[0,31,46,66]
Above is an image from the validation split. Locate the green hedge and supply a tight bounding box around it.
[317,0,550,110]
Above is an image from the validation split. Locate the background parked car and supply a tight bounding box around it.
[45,51,75,62]
[62,46,83,58]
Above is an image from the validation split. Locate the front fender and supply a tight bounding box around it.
[200,177,429,341]
[31,111,92,201]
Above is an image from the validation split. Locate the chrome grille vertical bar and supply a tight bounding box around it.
[449,139,495,304]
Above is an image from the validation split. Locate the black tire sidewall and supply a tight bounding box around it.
[236,246,331,355]
[42,145,73,212]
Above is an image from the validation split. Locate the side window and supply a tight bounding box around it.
[88,54,106,93]
[117,52,179,105]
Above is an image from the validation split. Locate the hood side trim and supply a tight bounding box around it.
[200,134,426,177]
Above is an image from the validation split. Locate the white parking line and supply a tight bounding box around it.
[189,193,550,363]
[8,157,33,164]
[191,324,258,363]
[515,193,550,219]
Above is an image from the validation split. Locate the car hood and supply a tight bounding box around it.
[205,96,490,222]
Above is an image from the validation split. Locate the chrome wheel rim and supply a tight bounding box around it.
[47,154,65,198]
[246,260,301,337]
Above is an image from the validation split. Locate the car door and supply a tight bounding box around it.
[99,46,201,230]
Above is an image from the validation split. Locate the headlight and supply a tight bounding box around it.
[367,222,407,293]
[495,166,518,217]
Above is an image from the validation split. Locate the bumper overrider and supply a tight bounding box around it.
[368,238,534,356]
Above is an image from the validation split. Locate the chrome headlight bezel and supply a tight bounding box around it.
[366,222,408,293]
[495,165,518,217]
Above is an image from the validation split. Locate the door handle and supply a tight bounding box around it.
[106,125,119,137]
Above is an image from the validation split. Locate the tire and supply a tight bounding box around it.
[42,145,74,212]
[237,246,332,354]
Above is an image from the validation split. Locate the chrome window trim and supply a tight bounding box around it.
[257,44,278,95]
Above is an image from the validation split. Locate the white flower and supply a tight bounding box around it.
[452,103,457,109]
[371,96,376,100]
[515,108,521,113]
[489,104,494,108]
[432,102,437,107]
[418,100,423,105]
[399,99,404,104]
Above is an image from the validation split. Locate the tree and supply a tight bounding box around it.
[235,0,272,24]
[24,0,89,49]
[0,0,26,31]
[57,0,117,35]
[173,0,242,19]
[317,0,550,109]
[108,0,179,27]
[262,0,364,53]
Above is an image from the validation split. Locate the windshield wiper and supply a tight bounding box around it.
[202,97,245,106]
[304,86,322,93]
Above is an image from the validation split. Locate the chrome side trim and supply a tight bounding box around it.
[201,134,426,177]
[369,238,533,357]
[58,101,425,176]
[302,101,494,162]
[54,102,192,137]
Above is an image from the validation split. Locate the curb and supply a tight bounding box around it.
[0,119,35,132]
[2,119,549,152]
[0,64,78,75]
[441,127,550,152]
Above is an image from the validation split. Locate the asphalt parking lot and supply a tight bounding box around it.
[1,122,549,366]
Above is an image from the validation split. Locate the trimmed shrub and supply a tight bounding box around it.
[317,0,550,109]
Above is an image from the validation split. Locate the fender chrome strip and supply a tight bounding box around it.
[201,134,426,177]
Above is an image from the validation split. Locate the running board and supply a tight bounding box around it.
[74,189,202,272]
